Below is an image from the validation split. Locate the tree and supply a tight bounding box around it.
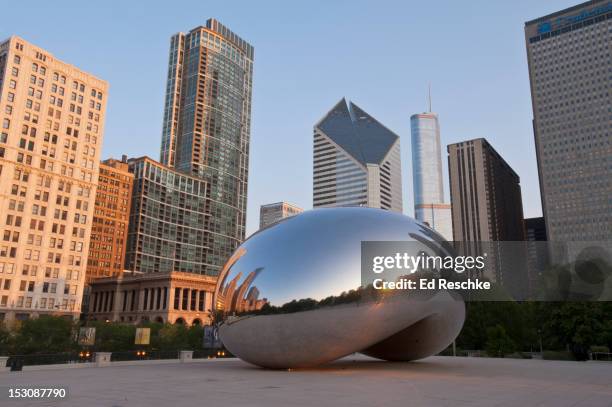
[154,323,190,351]
[88,321,136,352]
[485,324,516,357]
[0,322,13,355]
[542,302,606,360]
[13,316,75,354]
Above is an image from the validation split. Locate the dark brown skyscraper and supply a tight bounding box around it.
[448,138,527,297]
[448,138,525,243]
[525,217,549,297]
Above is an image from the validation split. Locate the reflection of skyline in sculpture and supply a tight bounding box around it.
[219,268,268,313]
[213,208,465,368]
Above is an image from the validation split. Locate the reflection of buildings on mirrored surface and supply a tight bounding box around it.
[411,109,452,241]
[216,268,268,313]
[259,202,303,229]
[213,208,465,368]
[313,98,403,212]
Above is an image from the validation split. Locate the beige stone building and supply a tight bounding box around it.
[87,271,216,325]
[0,36,108,322]
[259,202,303,229]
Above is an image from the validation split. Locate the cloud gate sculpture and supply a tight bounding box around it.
[214,208,465,368]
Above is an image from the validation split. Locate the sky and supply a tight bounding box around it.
[2,0,579,235]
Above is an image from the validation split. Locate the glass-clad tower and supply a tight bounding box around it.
[160,19,254,276]
[411,113,444,205]
[410,112,452,240]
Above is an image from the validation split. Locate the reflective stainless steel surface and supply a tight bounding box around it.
[214,207,465,368]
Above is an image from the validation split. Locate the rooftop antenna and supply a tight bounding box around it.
[428,83,432,113]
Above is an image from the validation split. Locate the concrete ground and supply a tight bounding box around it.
[2,355,611,407]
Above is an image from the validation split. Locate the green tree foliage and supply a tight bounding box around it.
[0,322,13,356]
[12,316,76,354]
[2,301,611,360]
[485,325,516,357]
[538,302,611,360]
[456,302,536,351]
[455,301,611,360]
[88,321,136,352]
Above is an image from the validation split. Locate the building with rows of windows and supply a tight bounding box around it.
[0,36,107,322]
[525,0,612,245]
[85,157,133,283]
[125,156,210,275]
[259,202,303,229]
[313,98,403,212]
[410,112,453,241]
[87,19,255,325]
[159,19,254,277]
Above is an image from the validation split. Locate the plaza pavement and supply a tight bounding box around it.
[2,355,611,407]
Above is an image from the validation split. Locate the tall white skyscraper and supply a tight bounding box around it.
[410,111,453,240]
[313,98,402,212]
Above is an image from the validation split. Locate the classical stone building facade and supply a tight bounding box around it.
[87,271,216,325]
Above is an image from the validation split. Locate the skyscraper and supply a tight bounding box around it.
[448,138,525,243]
[525,0,612,242]
[525,217,549,297]
[259,202,303,229]
[0,36,108,321]
[411,112,452,240]
[160,19,254,275]
[313,98,402,212]
[448,138,527,297]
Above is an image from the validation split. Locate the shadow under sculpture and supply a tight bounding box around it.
[214,208,465,368]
